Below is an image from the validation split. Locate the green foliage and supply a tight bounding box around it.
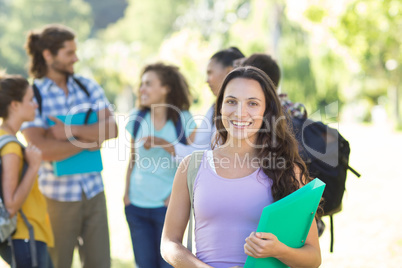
[332,0,402,123]
[157,30,213,112]
[174,0,251,43]
[94,0,257,110]
[76,39,142,104]
[334,0,402,76]
[100,0,190,58]
[304,5,327,23]
[227,0,270,55]
[309,45,348,110]
[0,0,92,76]
[279,19,318,113]
[3,0,398,120]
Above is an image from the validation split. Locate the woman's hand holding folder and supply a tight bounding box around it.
[244,232,282,259]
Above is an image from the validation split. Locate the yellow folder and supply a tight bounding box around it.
[244,178,325,268]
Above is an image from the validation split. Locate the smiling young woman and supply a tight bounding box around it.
[220,77,266,144]
[124,63,197,268]
[161,67,321,268]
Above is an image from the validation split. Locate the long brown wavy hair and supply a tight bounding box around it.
[213,66,310,202]
[25,24,75,78]
[138,63,192,124]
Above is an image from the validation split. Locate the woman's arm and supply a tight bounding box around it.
[244,165,321,268]
[244,219,321,268]
[2,144,42,217]
[123,138,135,206]
[161,156,213,268]
[143,129,197,157]
[48,108,118,144]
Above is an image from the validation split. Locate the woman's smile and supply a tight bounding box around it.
[230,120,253,128]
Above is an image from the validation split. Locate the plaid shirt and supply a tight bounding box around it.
[279,93,308,119]
[21,75,111,202]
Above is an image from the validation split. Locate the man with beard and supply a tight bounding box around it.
[21,24,118,268]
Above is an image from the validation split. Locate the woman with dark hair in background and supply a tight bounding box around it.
[0,73,54,268]
[161,67,321,268]
[170,47,245,158]
[124,63,196,268]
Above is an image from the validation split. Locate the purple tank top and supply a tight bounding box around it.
[193,151,274,268]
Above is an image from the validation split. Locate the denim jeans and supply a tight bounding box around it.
[125,204,172,268]
[0,239,53,268]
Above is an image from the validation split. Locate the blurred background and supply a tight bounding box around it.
[1,0,401,267]
[1,0,401,126]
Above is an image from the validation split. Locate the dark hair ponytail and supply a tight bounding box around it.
[25,24,75,78]
[26,32,47,79]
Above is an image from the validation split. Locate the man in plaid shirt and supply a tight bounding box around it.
[22,24,118,268]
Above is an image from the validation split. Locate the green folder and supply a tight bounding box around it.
[244,178,325,268]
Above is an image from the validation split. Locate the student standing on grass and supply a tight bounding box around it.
[124,63,196,268]
[21,24,118,268]
[0,73,54,268]
[161,67,321,268]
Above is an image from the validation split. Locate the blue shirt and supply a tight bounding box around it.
[125,109,196,208]
[21,75,111,202]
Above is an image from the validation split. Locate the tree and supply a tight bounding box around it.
[333,0,402,124]
[278,18,319,113]
[0,0,92,76]
[100,0,190,58]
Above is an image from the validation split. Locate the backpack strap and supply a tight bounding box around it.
[132,109,187,145]
[32,77,90,117]
[19,210,37,267]
[84,108,94,125]
[32,84,43,117]
[132,109,149,138]
[72,77,90,98]
[0,135,24,198]
[8,236,16,268]
[72,77,93,127]
[174,115,187,145]
[347,165,361,178]
[330,215,334,253]
[0,135,22,151]
[186,150,204,252]
[0,136,37,267]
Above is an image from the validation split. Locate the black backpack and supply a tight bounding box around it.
[291,117,361,252]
